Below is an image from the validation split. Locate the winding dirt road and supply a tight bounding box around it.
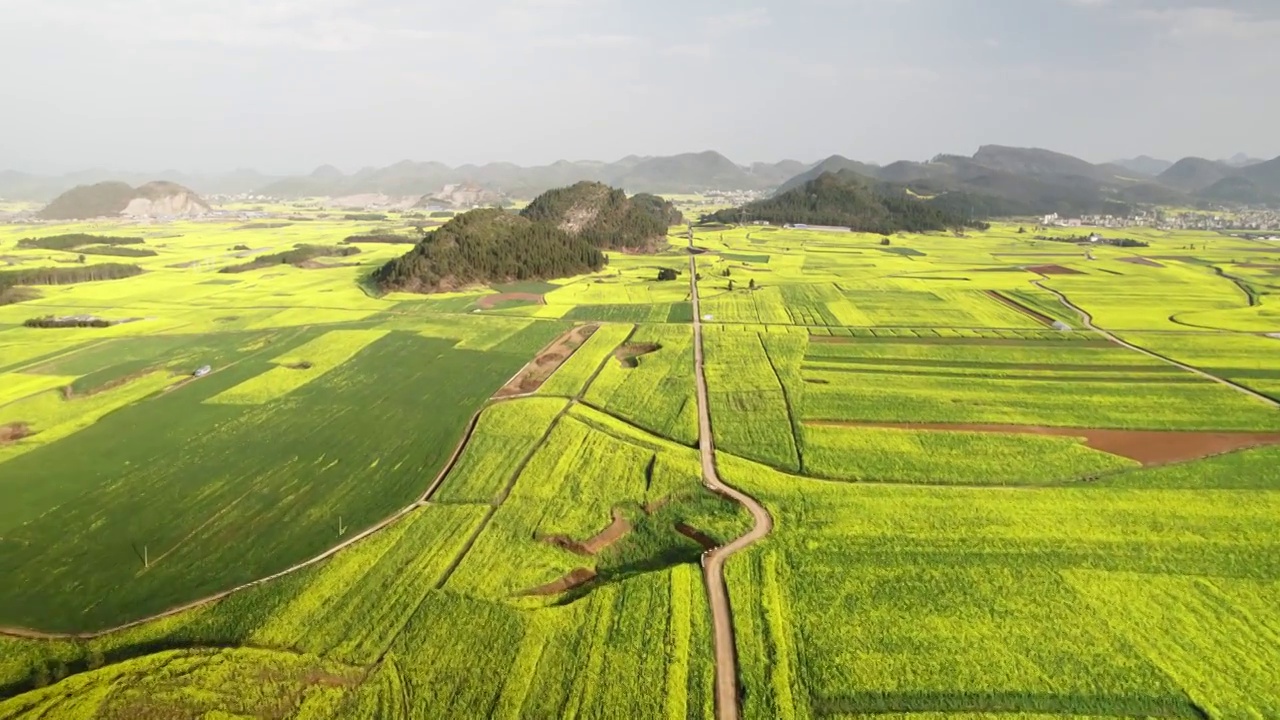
[1035,279,1279,409]
[689,253,775,720]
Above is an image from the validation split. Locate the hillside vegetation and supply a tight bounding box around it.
[518,181,676,250]
[709,171,989,233]
[374,182,679,293]
[372,210,603,292]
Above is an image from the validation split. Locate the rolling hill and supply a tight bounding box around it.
[707,170,988,233]
[373,182,679,293]
[37,181,210,220]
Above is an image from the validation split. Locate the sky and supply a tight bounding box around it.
[1,0,1277,174]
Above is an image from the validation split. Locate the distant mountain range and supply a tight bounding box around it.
[0,152,803,203]
[5,147,1279,212]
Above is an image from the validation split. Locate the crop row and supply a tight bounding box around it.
[0,331,531,632]
[433,397,569,503]
[801,371,1280,430]
[538,323,633,397]
[802,424,1136,485]
[807,326,1098,341]
[205,328,389,404]
[703,329,801,471]
[719,452,1280,718]
[583,324,698,445]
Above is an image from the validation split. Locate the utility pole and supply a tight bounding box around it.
[338,516,347,536]
[143,545,149,568]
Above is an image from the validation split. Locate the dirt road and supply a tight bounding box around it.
[689,253,774,720]
[1035,279,1279,409]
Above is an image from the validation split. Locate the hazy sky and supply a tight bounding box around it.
[1,0,1277,174]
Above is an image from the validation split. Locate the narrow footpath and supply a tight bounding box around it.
[1035,279,1280,409]
[689,252,775,720]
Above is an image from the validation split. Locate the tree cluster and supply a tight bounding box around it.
[18,234,145,251]
[221,245,361,273]
[76,245,158,258]
[656,267,679,281]
[0,264,143,289]
[1035,235,1149,248]
[707,173,989,234]
[373,209,605,293]
[24,316,114,328]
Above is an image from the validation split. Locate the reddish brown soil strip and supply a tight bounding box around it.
[1118,256,1165,268]
[614,342,661,368]
[807,420,1280,466]
[1025,264,1083,275]
[985,290,1055,327]
[541,508,632,556]
[522,567,597,596]
[676,523,717,551]
[494,324,597,397]
[477,292,546,310]
[0,422,33,445]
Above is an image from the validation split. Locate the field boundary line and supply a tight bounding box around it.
[756,331,805,474]
[689,249,775,720]
[1035,280,1280,409]
[432,403,573,590]
[0,379,505,640]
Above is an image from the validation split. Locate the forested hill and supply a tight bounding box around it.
[708,171,989,233]
[373,182,680,293]
[371,210,604,293]
[518,181,678,250]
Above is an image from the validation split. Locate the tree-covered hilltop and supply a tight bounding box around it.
[373,182,681,294]
[518,181,674,251]
[707,171,989,233]
[372,209,605,293]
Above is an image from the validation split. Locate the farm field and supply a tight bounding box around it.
[1,215,1279,719]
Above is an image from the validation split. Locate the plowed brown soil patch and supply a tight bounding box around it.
[522,567,597,596]
[808,420,1280,466]
[542,508,631,556]
[1025,264,1082,275]
[495,324,597,397]
[1118,256,1165,268]
[985,290,1054,327]
[0,422,33,445]
[478,292,545,310]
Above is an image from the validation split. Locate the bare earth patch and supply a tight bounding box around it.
[985,290,1055,327]
[542,508,632,556]
[494,324,597,397]
[1118,256,1165,268]
[613,342,661,368]
[808,420,1280,466]
[0,422,33,445]
[522,567,598,596]
[1025,264,1083,275]
[477,292,545,310]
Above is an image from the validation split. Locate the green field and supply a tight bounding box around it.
[1,216,1278,718]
